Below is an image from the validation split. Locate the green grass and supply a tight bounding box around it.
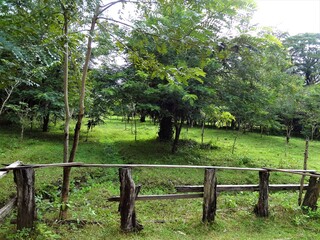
[0,118,319,239]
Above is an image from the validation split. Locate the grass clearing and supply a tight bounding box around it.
[0,118,319,239]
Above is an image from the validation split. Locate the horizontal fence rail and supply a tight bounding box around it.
[0,162,319,177]
[0,161,22,180]
[0,161,21,223]
[0,161,319,232]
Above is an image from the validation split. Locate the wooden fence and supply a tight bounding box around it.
[0,162,319,232]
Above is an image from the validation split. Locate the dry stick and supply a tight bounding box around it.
[298,138,309,206]
[231,133,238,154]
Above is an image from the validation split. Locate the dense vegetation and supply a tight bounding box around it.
[0,119,320,239]
[0,0,320,239]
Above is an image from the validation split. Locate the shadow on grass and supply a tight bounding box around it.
[113,138,216,166]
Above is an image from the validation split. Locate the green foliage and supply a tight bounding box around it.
[285,33,320,85]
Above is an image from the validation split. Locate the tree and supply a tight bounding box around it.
[274,74,303,143]
[6,102,35,140]
[0,0,60,116]
[285,33,320,85]
[214,32,296,134]
[299,86,320,140]
[125,0,255,152]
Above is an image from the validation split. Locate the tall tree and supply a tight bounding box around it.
[125,0,255,152]
[285,33,320,85]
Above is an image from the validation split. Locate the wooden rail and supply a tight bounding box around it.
[175,184,310,193]
[0,198,16,223]
[109,184,310,201]
[0,162,319,232]
[0,161,22,179]
[0,161,21,223]
[0,162,319,177]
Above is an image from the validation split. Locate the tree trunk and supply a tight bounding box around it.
[201,120,205,145]
[286,123,292,144]
[42,112,50,132]
[171,119,183,154]
[20,124,24,140]
[140,112,146,122]
[0,82,20,116]
[158,116,173,141]
[60,5,100,219]
[60,7,71,220]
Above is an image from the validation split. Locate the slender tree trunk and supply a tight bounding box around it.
[286,123,292,144]
[60,5,100,219]
[42,112,50,132]
[298,138,309,206]
[60,8,71,220]
[201,120,205,145]
[134,112,137,141]
[311,126,315,141]
[69,7,98,162]
[0,82,20,116]
[20,124,24,140]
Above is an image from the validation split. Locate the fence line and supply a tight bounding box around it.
[0,161,319,232]
[1,162,319,177]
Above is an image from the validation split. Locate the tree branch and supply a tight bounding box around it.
[98,17,134,29]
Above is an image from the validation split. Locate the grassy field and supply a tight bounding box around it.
[0,118,319,239]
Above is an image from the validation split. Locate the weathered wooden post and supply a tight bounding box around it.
[13,167,36,230]
[202,168,217,223]
[254,170,269,217]
[302,174,320,211]
[119,168,142,232]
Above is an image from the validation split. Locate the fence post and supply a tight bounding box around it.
[202,168,217,223]
[119,168,142,232]
[254,170,269,217]
[302,174,320,211]
[13,167,36,230]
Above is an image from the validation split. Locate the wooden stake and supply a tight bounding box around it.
[119,168,142,232]
[13,168,36,230]
[254,171,269,217]
[302,175,320,211]
[202,168,217,223]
